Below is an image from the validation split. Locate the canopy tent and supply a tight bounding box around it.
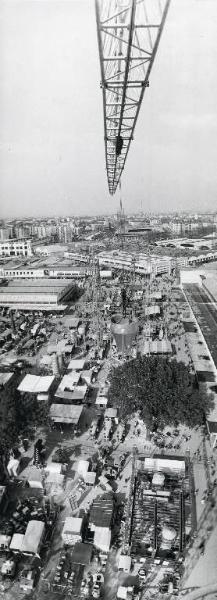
[94,527,111,553]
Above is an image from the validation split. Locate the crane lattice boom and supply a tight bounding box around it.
[95,0,171,195]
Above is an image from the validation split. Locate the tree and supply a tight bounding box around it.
[108,356,214,430]
[0,374,49,463]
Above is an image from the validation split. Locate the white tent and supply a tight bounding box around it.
[94,527,111,553]
[118,555,132,573]
[10,533,25,552]
[22,520,45,554]
[75,460,89,478]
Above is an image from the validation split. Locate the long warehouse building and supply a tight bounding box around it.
[0,279,76,310]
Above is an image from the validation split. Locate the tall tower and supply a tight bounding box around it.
[90,255,102,345]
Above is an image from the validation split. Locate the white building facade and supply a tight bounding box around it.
[0,239,32,258]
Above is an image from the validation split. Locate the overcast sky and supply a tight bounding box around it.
[0,0,217,218]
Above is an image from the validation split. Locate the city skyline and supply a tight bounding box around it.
[1,0,217,218]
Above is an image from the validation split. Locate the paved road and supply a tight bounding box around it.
[182,582,217,600]
[184,285,217,367]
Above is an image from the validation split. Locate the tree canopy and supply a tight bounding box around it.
[0,374,49,460]
[108,356,213,430]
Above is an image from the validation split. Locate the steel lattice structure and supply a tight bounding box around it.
[95,0,171,195]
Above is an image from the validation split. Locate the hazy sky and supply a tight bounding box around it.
[1,0,217,218]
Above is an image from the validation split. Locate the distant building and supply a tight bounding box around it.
[0,227,13,241]
[0,239,32,258]
[98,250,173,277]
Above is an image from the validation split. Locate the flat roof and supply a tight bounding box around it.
[18,374,54,393]
[144,457,185,474]
[95,396,108,406]
[105,408,117,418]
[118,555,132,570]
[68,358,86,371]
[142,340,172,354]
[55,385,87,401]
[50,403,83,424]
[62,517,83,536]
[85,472,96,485]
[0,303,67,311]
[10,533,25,552]
[58,372,81,391]
[117,587,130,600]
[8,279,70,287]
[94,527,111,552]
[22,520,45,554]
[145,305,160,316]
[49,265,86,272]
[19,464,43,482]
[0,280,72,295]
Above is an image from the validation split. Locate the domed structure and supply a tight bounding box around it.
[111,319,138,354]
[161,525,177,549]
[162,525,176,543]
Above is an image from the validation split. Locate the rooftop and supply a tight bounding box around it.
[89,492,113,528]
[62,517,83,536]
[0,279,73,295]
[50,403,83,424]
[68,358,86,371]
[18,374,55,393]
